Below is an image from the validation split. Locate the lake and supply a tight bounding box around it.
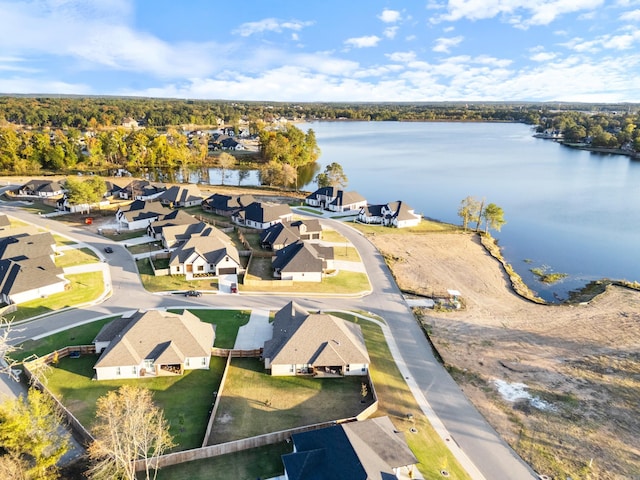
[196,121,639,301]
[296,121,640,302]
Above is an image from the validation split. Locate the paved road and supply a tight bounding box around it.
[2,198,538,480]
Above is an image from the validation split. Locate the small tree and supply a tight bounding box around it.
[217,152,236,185]
[315,162,348,189]
[483,203,506,234]
[457,196,481,231]
[88,385,174,480]
[0,388,69,480]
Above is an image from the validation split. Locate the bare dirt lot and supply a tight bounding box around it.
[369,231,640,480]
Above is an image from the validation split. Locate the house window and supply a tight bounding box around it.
[176,266,181,272]
[201,357,206,366]
[346,365,350,372]
[116,367,121,376]
[290,365,294,373]
[361,366,367,372]
[197,265,204,272]
[133,366,137,374]
[185,358,190,367]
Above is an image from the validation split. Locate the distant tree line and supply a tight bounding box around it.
[536,110,640,150]
[3,95,638,130]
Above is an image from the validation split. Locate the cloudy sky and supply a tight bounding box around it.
[1,0,639,102]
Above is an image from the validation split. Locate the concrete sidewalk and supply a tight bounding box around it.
[234,309,272,349]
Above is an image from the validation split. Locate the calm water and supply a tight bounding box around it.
[298,121,640,302]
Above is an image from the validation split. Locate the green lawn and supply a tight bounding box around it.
[168,309,250,349]
[53,234,77,246]
[352,218,461,235]
[333,245,361,262]
[126,241,163,254]
[13,317,117,362]
[209,358,372,444]
[10,271,104,322]
[101,229,146,241]
[320,229,348,243]
[155,442,291,480]
[45,355,226,450]
[335,313,472,480]
[54,247,99,268]
[244,267,370,295]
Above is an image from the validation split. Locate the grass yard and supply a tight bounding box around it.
[137,258,219,292]
[320,228,348,243]
[335,313,472,480]
[155,441,291,480]
[53,233,77,246]
[126,241,163,254]
[168,309,251,349]
[333,245,361,262]
[11,271,104,322]
[208,358,372,445]
[13,316,117,362]
[45,355,226,450]
[352,218,461,235]
[244,260,370,294]
[101,229,146,241]
[54,247,99,268]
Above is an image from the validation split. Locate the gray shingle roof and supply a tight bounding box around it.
[169,229,240,267]
[272,241,332,274]
[263,301,369,367]
[239,202,292,223]
[159,185,203,205]
[94,309,214,368]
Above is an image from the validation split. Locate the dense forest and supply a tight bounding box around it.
[0,96,638,179]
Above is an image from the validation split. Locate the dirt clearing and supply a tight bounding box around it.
[369,231,640,480]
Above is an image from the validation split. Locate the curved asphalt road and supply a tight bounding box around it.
[2,196,538,480]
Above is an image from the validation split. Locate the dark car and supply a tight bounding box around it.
[184,290,202,297]
[104,246,114,253]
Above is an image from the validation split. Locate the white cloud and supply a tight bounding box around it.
[432,0,605,28]
[530,51,557,61]
[233,18,313,37]
[378,9,401,23]
[344,35,381,48]
[384,26,399,39]
[0,76,91,94]
[433,36,464,53]
[386,51,417,62]
[562,28,640,52]
[620,9,640,20]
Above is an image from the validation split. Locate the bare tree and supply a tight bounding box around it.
[0,316,21,377]
[88,386,174,480]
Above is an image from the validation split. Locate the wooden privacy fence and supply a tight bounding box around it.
[210,347,262,358]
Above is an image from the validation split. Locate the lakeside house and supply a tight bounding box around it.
[262,301,369,377]
[0,230,67,306]
[260,219,322,251]
[159,184,203,208]
[118,180,166,201]
[115,200,169,230]
[282,416,418,480]
[93,309,214,381]
[202,193,255,217]
[358,201,421,228]
[306,187,367,213]
[232,201,293,230]
[17,179,65,198]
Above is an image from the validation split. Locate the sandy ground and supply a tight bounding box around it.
[369,231,640,480]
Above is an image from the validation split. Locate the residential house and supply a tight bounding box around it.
[169,230,241,278]
[0,232,67,306]
[262,301,369,376]
[146,210,201,244]
[272,241,333,282]
[93,309,215,381]
[17,179,65,198]
[282,416,418,480]
[233,201,293,230]
[155,221,210,249]
[260,219,322,250]
[358,201,421,228]
[305,187,367,213]
[202,193,255,217]
[121,117,139,129]
[56,195,110,213]
[159,185,203,208]
[118,180,166,201]
[116,200,169,230]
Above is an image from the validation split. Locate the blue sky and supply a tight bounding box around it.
[1,0,640,102]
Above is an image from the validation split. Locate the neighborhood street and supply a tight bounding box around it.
[1,198,538,480]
